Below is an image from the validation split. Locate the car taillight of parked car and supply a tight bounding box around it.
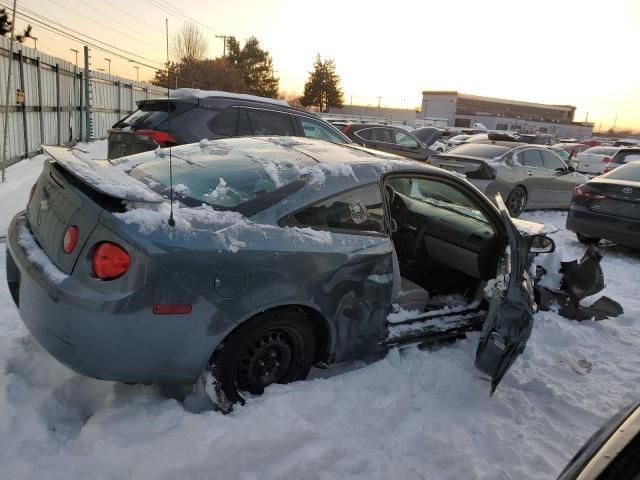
[573,185,605,205]
[93,242,131,280]
[602,156,611,163]
[63,226,79,254]
[134,129,177,148]
[342,125,352,135]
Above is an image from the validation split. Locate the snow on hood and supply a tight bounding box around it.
[169,88,289,107]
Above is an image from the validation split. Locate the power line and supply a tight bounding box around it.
[0,0,164,70]
[98,0,166,35]
[0,0,165,68]
[48,0,166,54]
[144,0,223,35]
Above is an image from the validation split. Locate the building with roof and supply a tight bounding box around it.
[420,91,593,138]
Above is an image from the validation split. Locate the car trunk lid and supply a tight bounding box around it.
[584,179,640,219]
[25,146,162,274]
[429,154,497,180]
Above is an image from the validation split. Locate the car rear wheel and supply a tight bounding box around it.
[506,186,527,217]
[201,309,315,412]
[577,233,601,245]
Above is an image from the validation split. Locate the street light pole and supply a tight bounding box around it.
[133,66,139,81]
[104,58,111,74]
[2,0,18,183]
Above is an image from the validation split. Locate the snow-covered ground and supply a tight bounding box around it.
[1,145,639,479]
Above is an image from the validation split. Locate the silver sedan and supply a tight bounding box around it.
[429,141,589,216]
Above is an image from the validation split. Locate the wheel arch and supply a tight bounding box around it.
[203,303,334,372]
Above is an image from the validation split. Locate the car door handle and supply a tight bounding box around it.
[526,171,533,176]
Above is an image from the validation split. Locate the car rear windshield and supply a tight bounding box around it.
[129,150,305,215]
[604,162,640,182]
[446,143,511,159]
[112,100,188,130]
[613,150,640,164]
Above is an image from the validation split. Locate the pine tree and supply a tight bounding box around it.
[300,54,344,112]
[0,8,13,37]
[225,36,279,98]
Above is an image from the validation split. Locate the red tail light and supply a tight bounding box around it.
[604,166,614,173]
[153,304,192,315]
[93,242,131,280]
[342,125,352,135]
[63,226,79,254]
[602,156,611,163]
[573,185,605,202]
[134,129,177,147]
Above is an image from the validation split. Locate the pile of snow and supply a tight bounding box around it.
[170,88,289,107]
[1,142,639,478]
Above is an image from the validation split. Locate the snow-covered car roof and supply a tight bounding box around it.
[169,88,290,107]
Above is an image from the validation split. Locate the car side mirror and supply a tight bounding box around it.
[528,234,555,253]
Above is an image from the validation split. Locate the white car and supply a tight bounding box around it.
[573,146,620,175]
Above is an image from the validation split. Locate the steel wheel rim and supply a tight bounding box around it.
[235,327,300,395]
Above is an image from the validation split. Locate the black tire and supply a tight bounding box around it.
[206,309,315,410]
[577,233,601,245]
[506,186,527,217]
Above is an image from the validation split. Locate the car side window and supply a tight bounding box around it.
[237,109,252,136]
[370,128,393,143]
[355,128,372,140]
[285,183,385,234]
[520,149,544,168]
[245,109,295,135]
[541,150,566,171]
[394,130,420,148]
[209,107,238,136]
[299,117,346,143]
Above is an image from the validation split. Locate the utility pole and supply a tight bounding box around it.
[31,36,38,50]
[104,58,111,74]
[2,0,18,182]
[215,34,229,56]
[377,96,382,109]
[70,48,79,67]
[133,66,139,81]
[612,115,618,132]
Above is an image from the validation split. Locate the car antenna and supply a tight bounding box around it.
[165,18,175,227]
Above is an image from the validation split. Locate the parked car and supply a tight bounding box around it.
[412,127,448,152]
[566,160,640,248]
[613,138,640,147]
[557,401,640,480]
[446,134,473,150]
[341,123,435,161]
[603,147,640,173]
[429,141,589,216]
[517,134,560,145]
[7,136,561,411]
[572,146,620,175]
[549,146,572,163]
[553,142,591,159]
[107,89,350,159]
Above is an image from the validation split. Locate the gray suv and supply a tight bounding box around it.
[107,93,350,159]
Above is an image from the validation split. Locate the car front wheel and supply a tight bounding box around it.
[201,309,315,412]
[506,186,527,217]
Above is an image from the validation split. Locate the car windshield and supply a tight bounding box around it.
[129,150,305,215]
[446,143,511,159]
[604,162,640,182]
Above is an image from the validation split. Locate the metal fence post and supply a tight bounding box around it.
[78,68,83,141]
[55,63,61,145]
[36,56,44,148]
[83,46,90,142]
[18,50,28,158]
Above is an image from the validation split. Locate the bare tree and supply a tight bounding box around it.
[171,22,207,63]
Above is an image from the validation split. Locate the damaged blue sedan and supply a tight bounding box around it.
[5,137,598,411]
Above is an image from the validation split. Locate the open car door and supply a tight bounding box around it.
[475,195,536,394]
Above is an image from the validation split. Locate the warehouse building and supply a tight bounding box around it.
[420,91,593,138]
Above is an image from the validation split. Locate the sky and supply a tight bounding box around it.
[5,0,640,130]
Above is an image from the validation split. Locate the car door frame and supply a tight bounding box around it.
[539,148,575,207]
[390,128,429,160]
[517,146,553,208]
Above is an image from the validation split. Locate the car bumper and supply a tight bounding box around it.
[566,205,640,248]
[6,213,221,385]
